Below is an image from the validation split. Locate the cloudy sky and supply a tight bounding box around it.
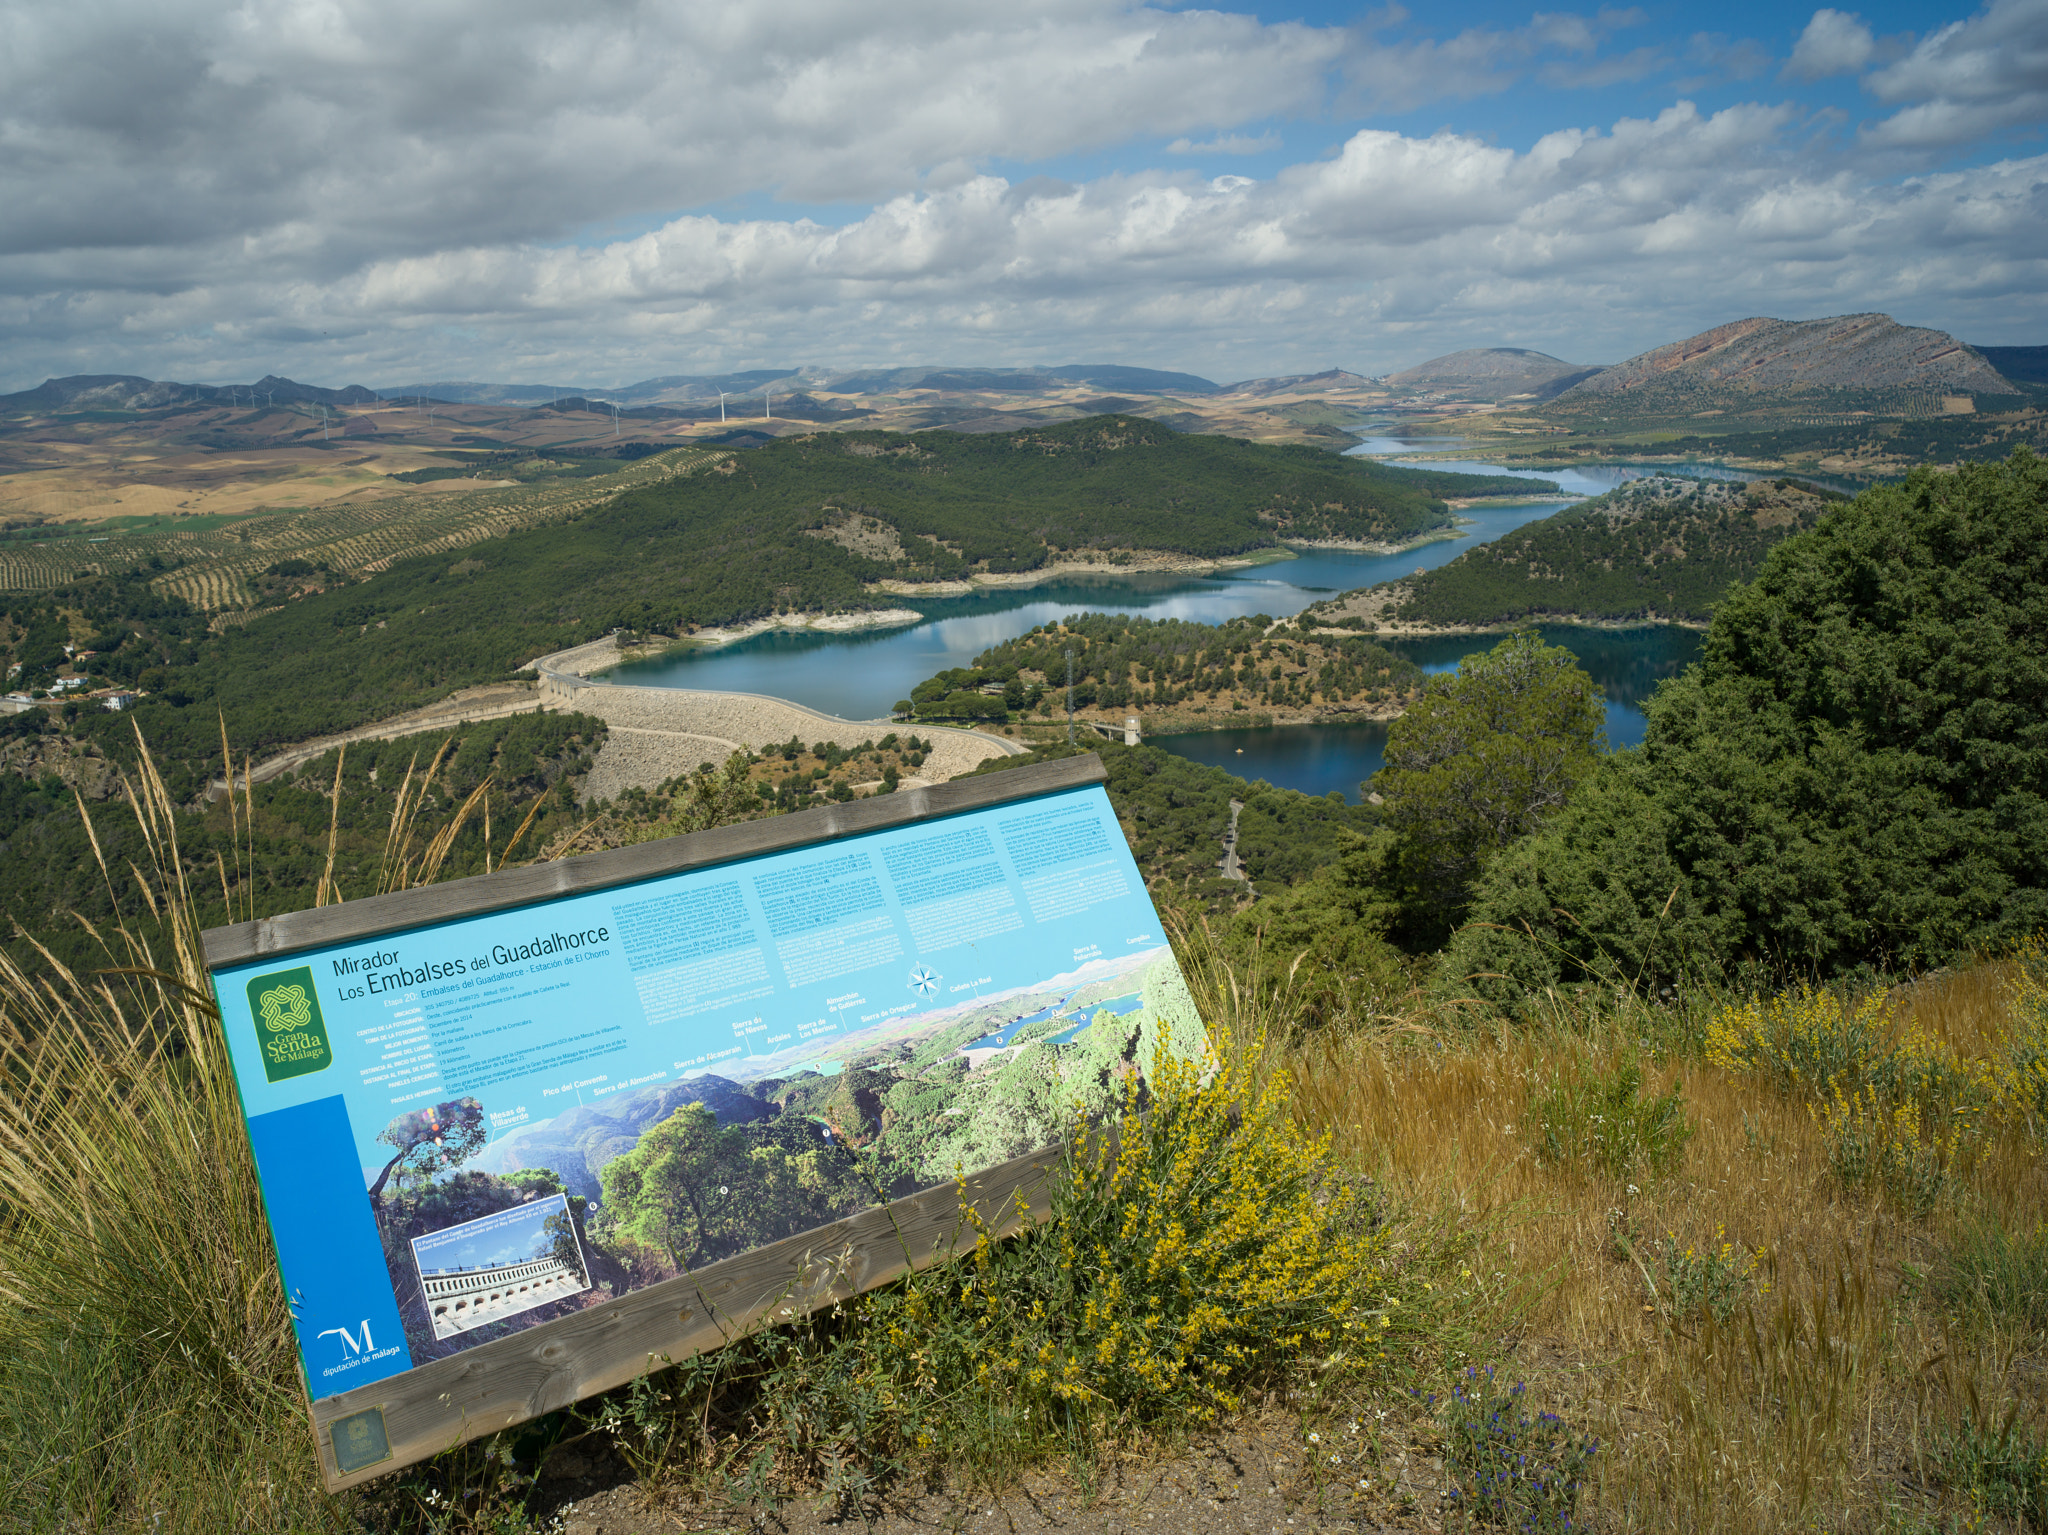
[3,0,2043,390]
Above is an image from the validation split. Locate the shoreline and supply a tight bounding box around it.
[868,547,1291,597]
[1280,523,1466,555]
[1296,575,1713,640]
[1301,612,1711,639]
[674,607,925,648]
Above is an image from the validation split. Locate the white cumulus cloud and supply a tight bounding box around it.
[1862,0,2048,148]
[0,0,2042,387]
[1786,9,1877,78]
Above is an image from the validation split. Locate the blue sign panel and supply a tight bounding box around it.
[212,783,1201,1397]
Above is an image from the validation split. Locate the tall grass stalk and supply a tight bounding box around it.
[0,731,339,1531]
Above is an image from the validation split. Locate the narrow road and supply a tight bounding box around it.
[1219,797,1253,892]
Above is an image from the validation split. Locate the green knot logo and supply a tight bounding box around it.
[245,965,333,1082]
[259,983,313,1033]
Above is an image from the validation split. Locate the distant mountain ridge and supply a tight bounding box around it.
[1386,348,1603,402]
[1216,368,1378,397]
[1,372,380,412]
[8,322,2030,424]
[1547,314,2016,408]
[389,364,1218,404]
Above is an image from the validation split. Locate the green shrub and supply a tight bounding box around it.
[1934,1217,2048,1338]
[1534,1060,1692,1182]
[1451,449,2048,996]
[1650,1226,1765,1324]
[1933,1403,2048,1531]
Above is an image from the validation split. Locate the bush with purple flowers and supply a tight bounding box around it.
[1434,1365,1599,1531]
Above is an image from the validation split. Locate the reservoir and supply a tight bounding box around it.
[606,430,1751,800]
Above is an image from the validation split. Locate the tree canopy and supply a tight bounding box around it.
[1447,450,2048,996]
[1371,630,1605,941]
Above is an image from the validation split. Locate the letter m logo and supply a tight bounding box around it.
[317,1320,376,1357]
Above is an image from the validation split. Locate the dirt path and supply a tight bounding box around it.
[206,683,548,796]
[530,639,1025,802]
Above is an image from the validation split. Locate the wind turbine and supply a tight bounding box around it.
[612,402,620,437]
[764,389,772,421]
[719,391,727,422]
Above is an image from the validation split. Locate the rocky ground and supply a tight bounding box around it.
[524,1412,1448,1535]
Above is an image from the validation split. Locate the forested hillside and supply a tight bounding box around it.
[907,611,1423,729]
[0,417,1535,792]
[966,737,1383,908]
[1343,475,1840,628]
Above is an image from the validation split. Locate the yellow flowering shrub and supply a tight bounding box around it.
[1704,985,1895,1095]
[586,1021,1391,1494]
[926,1023,1386,1430]
[1704,957,2048,1213]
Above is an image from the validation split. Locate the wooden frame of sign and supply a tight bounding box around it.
[204,754,1112,1493]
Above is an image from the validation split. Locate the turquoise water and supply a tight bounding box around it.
[603,496,1585,718]
[603,427,1750,799]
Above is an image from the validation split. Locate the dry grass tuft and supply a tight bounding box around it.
[1283,959,2048,1532]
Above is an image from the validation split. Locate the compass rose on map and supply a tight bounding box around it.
[907,964,940,997]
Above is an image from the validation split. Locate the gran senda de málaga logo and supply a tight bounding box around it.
[246,965,334,1083]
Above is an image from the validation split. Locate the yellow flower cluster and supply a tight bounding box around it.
[1706,952,2048,1213]
[1814,1078,1979,1214]
[1704,985,1896,1094]
[934,1022,1386,1430]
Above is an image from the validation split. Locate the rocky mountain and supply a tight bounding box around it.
[1386,347,1603,401]
[1548,314,2016,411]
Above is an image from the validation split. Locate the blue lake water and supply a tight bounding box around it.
[1149,624,1705,799]
[965,992,1145,1050]
[605,426,1754,801]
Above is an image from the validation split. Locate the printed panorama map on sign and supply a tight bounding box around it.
[211,782,1203,1396]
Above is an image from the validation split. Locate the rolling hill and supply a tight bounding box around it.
[1304,474,1844,630]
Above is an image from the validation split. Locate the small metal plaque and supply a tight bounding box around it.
[331,1406,391,1474]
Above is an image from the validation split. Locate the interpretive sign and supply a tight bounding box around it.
[203,755,1204,1489]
